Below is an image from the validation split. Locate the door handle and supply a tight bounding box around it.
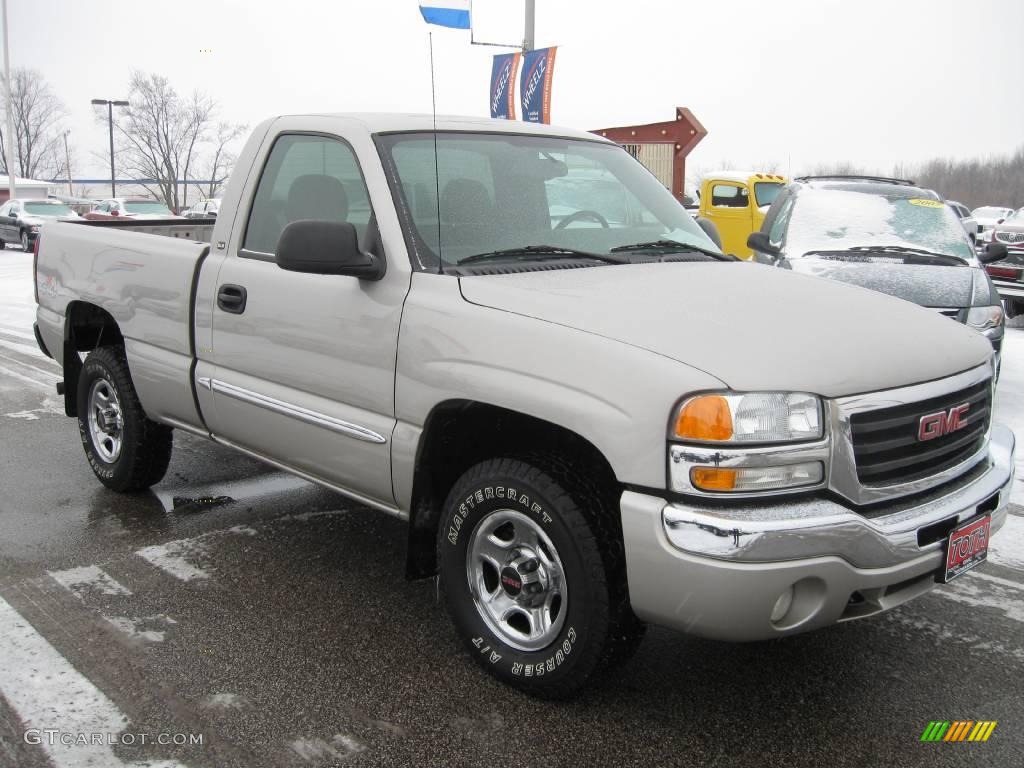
[217,284,247,314]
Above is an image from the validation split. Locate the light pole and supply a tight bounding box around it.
[91,98,128,197]
[2,0,16,201]
[62,130,72,196]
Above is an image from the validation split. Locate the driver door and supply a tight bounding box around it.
[198,121,410,508]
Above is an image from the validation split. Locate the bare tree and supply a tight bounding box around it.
[196,121,246,200]
[109,71,215,211]
[0,68,68,180]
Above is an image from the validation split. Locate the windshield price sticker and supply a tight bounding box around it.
[907,198,945,208]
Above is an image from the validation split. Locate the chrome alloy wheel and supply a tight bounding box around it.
[87,378,124,462]
[466,509,567,652]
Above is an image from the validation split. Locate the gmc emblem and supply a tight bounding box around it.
[918,404,970,441]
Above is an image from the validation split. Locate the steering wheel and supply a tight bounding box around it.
[554,209,610,229]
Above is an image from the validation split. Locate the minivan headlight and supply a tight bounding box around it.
[673,392,822,444]
[966,305,1003,332]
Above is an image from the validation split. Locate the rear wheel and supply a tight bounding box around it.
[76,346,173,492]
[437,456,643,699]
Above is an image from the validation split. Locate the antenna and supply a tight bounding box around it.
[429,31,443,274]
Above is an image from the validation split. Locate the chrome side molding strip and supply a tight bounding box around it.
[202,377,387,444]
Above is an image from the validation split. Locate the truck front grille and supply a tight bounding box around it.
[850,380,991,486]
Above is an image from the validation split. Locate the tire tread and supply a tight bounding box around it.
[78,345,173,492]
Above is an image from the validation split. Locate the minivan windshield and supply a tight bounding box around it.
[378,132,720,270]
[24,201,75,216]
[786,188,975,262]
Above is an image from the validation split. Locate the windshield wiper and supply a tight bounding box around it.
[847,245,966,262]
[609,239,732,261]
[457,245,626,266]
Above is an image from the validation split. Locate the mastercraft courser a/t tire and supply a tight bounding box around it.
[438,457,643,699]
[76,345,173,492]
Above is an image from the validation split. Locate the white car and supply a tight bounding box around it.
[183,199,221,219]
[973,205,1015,243]
[946,200,979,243]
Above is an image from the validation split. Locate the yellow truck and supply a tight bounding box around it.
[698,171,787,258]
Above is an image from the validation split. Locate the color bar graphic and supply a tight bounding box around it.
[921,721,996,742]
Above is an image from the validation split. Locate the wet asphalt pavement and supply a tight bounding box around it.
[2,249,1024,768]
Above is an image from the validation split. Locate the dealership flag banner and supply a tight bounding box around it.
[520,47,557,123]
[419,0,470,29]
[490,52,522,119]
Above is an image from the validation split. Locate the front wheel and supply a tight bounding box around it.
[438,457,643,698]
[77,346,173,492]
[20,231,30,252]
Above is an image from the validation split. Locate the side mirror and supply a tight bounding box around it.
[110,209,120,217]
[747,231,781,258]
[275,220,384,280]
[696,217,722,249]
[979,242,1008,265]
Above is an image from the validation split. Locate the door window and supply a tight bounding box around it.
[243,134,373,256]
[710,184,748,208]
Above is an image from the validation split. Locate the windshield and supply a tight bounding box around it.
[972,206,1011,219]
[24,202,74,216]
[754,181,783,208]
[124,201,173,215]
[785,188,975,261]
[378,132,719,269]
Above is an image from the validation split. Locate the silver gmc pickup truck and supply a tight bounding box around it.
[34,114,1015,698]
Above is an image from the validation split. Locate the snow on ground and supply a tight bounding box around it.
[0,248,38,340]
[994,327,1024,505]
[990,513,1024,570]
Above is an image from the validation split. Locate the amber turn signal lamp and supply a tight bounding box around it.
[691,467,737,491]
[674,395,734,441]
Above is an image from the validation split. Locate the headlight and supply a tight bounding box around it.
[673,392,822,444]
[966,305,1003,332]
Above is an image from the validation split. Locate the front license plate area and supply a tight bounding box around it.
[943,515,991,583]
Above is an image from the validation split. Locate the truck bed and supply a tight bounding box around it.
[35,219,213,431]
[75,217,217,243]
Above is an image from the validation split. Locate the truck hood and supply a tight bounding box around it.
[458,262,992,398]
[784,257,983,308]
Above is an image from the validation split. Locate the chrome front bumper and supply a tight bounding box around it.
[621,424,1015,642]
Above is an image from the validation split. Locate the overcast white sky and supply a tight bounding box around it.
[8,0,1024,188]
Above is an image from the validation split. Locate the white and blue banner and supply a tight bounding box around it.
[419,0,471,29]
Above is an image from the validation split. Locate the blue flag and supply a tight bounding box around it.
[419,0,470,29]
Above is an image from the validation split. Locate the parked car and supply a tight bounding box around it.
[183,198,221,218]
[0,198,79,251]
[697,171,787,258]
[748,176,1007,357]
[986,208,1024,315]
[34,114,1013,698]
[84,198,180,220]
[946,199,980,243]
[972,205,1014,243]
